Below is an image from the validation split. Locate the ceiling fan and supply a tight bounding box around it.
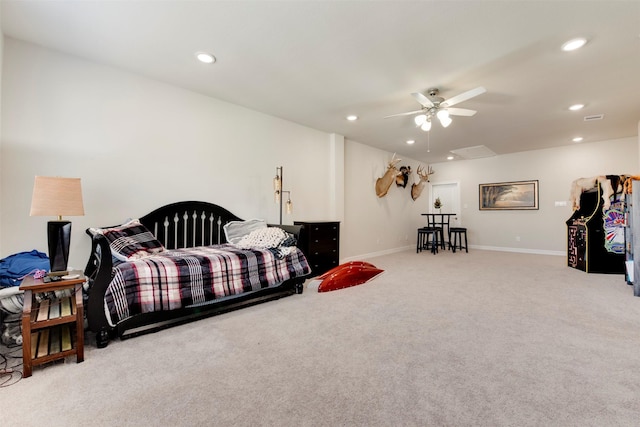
[385,86,486,131]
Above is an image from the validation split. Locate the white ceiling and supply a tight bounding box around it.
[2,1,639,163]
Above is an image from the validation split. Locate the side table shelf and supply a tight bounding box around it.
[20,272,85,377]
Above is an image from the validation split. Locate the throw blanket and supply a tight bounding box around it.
[235,227,297,257]
[104,244,310,326]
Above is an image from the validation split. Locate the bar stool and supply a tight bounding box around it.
[417,227,439,254]
[432,226,446,250]
[449,227,468,253]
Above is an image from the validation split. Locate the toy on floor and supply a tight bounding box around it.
[309,261,384,292]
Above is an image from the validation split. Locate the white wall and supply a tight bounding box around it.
[342,140,425,259]
[430,137,639,254]
[1,38,335,269]
[1,38,638,269]
[0,13,4,256]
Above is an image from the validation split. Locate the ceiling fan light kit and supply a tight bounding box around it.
[414,114,427,126]
[386,86,486,132]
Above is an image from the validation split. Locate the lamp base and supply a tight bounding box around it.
[47,221,71,274]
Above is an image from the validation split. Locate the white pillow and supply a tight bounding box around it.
[223,219,267,245]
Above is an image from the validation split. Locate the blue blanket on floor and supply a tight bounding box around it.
[0,250,49,287]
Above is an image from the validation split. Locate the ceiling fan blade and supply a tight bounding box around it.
[411,92,434,108]
[383,109,424,119]
[441,86,486,107]
[447,107,477,117]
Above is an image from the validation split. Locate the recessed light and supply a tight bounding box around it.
[195,52,216,64]
[346,115,358,121]
[569,104,585,111]
[406,140,415,145]
[447,156,454,160]
[562,38,587,52]
[572,137,584,143]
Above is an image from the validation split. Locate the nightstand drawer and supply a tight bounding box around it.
[307,223,339,238]
[309,259,340,275]
[309,237,338,250]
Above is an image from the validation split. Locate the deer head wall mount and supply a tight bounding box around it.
[411,165,434,201]
[375,153,402,198]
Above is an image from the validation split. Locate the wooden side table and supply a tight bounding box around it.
[19,271,85,377]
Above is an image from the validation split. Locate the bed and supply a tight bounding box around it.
[83,201,310,347]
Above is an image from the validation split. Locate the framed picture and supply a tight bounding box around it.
[479,180,539,210]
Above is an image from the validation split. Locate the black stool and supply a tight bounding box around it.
[417,227,439,254]
[432,226,446,250]
[449,227,468,253]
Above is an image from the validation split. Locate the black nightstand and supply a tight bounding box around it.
[294,221,340,277]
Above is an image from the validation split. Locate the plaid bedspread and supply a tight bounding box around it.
[104,244,310,326]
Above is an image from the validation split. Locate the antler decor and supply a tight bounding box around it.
[375,153,402,198]
[411,165,434,201]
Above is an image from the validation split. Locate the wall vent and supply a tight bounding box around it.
[584,114,604,121]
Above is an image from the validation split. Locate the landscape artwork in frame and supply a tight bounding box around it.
[479,180,539,210]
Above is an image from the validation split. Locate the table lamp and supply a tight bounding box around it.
[29,176,85,274]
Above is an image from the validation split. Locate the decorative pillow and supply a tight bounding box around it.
[223,219,267,245]
[90,219,165,261]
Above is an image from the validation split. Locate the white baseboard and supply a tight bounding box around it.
[472,245,565,256]
[341,245,414,263]
[341,244,565,262]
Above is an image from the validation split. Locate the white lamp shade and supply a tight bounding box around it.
[30,176,85,218]
[440,115,452,128]
[421,120,432,131]
[414,114,427,126]
[437,109,450,120]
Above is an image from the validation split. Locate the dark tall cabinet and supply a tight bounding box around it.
[294,221,340,277]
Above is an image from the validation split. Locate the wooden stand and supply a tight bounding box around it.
[19,272,85,377]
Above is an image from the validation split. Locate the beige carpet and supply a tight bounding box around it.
[1,249,639,427]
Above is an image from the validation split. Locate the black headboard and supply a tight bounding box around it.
[139,201,242,250]
[83,200,305,339]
